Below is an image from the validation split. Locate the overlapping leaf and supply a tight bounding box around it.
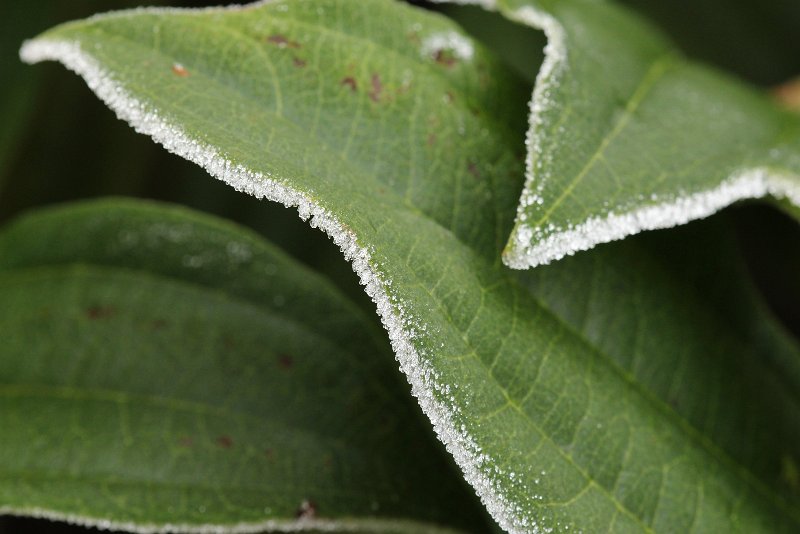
[454,0,800,268]
[0,198,488,532]
[17,0,800,532]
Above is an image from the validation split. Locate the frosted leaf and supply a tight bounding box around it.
[19,1,800,532]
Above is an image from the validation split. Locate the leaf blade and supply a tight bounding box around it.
[0,198,487,533]
[475,0,800,268]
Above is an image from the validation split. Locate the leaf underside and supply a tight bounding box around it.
[14,0,800,532]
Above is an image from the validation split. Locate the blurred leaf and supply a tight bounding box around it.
[0,198,488,532]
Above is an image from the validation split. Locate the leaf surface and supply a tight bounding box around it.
[19,1,800,532]
[452,0,800,268]
[0,198,487,533]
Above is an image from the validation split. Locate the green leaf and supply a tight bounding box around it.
[0,198,488,533]
[19,0,800,532]
[455,0,800,268]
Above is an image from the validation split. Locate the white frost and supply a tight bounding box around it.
[429,0,497,9]
[510,5,567,217]
[18,34,522,534]
[504,169,800,268]
[420,31,475,62]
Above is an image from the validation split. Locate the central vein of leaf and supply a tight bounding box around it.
[532,53,677,229]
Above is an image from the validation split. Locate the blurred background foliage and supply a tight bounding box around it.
[1,0,799,532]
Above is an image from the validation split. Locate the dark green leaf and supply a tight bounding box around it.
[0,198,487,533]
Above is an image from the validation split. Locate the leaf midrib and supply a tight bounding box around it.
[0,464,381,501]
[531,52,679,230]
[0,264,408,439]
[0,264,367,378]
[0,382,355,453]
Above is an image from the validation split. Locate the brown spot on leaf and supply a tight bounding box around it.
[151,319,168,330]
[368,74,383,103]
[426,133,437,147]
[277,354,294,370]
[293,56,307,68]
[264,448,275,460]
[773,77,800,112]
[295,500,317,520]
[216,435,233,449]
[434,49,458,67]
[178,436,193,448]
[171,63,189,77]
[341,76,357,92]
[396,80,412,96]
[86,306,116,320]
[267,34,301,49]
[467,161,480,179]
[443,91,454,104]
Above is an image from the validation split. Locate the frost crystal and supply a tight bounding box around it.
[504,169,800,268]
[420,31,475,62]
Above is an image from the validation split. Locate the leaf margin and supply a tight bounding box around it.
[0,506,466,534]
